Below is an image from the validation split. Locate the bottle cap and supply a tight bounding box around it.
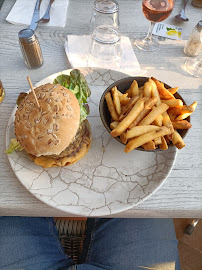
[18,29,36,43]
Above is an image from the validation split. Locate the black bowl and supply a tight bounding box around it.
[99,76,190,150]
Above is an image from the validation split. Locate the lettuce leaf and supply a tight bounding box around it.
[5,138,24,154]
[53,69,91,122]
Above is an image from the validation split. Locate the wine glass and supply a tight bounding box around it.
[184,57,202,78]
[135,0,175,51]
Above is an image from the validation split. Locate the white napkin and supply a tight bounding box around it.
[65,35,144,76]
[6,0,69,27]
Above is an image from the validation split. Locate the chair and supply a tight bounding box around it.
[54,218,87,264]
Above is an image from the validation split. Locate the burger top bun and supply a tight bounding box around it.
[15,83,80,157]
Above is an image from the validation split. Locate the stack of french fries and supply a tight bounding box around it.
[105,77,197,153]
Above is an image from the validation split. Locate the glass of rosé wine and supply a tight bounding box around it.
[135,0,175,51]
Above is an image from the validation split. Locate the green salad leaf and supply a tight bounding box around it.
[5,138,24,154]
[53,69,91,122]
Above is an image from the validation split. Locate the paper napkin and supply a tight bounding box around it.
[65,35,144,76]
[6,0,69,27]
[152,23,182,40]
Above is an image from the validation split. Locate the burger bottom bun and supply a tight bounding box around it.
[29,120,92,168]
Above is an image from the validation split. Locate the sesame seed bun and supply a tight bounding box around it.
[29,119,92,168]
[15,83,80,157]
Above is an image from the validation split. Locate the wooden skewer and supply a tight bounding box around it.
[27,76,40,108]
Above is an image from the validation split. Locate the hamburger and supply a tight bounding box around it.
[6,69,92,168]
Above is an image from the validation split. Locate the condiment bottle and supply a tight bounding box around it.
[18,29,43,68]
[184,20,202,57]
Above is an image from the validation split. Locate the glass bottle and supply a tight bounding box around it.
[184,20,202,57]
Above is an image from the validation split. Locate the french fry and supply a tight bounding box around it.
[153,114,163,127]
[168,105,194,116]
[172,120,192,130]
[130,80,139,97]
[120,132,127,144]
[159,136,168,150]
[111,86,121,115]
[124,127,170,153]
[110,121,119,130]
[167,133,173,141]
[125,80,139,97]
[149,78,161,106]
[151,77,175,100]
[175,101,197,120]
[129,97,158,128]
[118,91,129,105]
[105,92,119,121]
[165,135,171,145]
[120,96,130,106]
[168,87,179,95]
[117,90,124,97]
[172,130,185,149]
[139,89,144,97]
[119,92,128,99]
[162,111,174,133]
[167,111,177,121]
[138,103,169,126]
[142,97,150,102]
[125,125,159,140]
[111,98,144,137]
[154,137,162,145]
[161,99,183,107]
[120,96,139,117]
[125,88,132,97]
[119,97,139,121]
[142,141,156,150]
[143,81,152,98]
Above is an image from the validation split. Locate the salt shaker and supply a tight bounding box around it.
[184,20,202,57]
[18,29,43,68]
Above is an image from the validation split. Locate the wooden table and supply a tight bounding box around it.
[0,0,201,217]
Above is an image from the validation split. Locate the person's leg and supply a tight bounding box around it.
[0,216,74,270]
[79,218,180,270]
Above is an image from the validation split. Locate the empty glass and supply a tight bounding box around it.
[90,0,120,33]
[88,25,121,69]
[184,57,202,78]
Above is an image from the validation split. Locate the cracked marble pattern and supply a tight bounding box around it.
[6,68,177,216]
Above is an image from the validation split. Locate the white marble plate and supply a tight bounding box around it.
[6,68,177,216]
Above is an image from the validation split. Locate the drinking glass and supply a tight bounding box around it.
[88,25,121,69]
[90,0,119,34]
[135,0,175,51]
[184,57,202,78]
